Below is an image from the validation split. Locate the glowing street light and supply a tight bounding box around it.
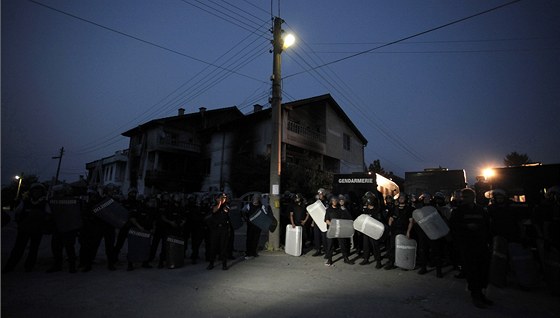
[15,174,23,200]
[482,168,495,180]
[282,33,295,49]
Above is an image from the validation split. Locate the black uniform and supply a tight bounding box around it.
[243,203,264,258]
[3,198,50,273]
[312,199,328,256]
[450,201,492,305]
[325,205,354,265]
[385,204,413,269]
[114,196,140,261]
[126,200,155,270]
[148,199,168,267]
[183,198,205,263]
[361,205,385,268]
[206,201,231,270]
[47,195,81,273]
[290,202,309,244]
[78,194,117,272]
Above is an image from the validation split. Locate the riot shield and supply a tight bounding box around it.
[412,206,449,240]
[165,235,185,269]
[395,234,417,270]
[127,228,152,262]
[353,214,384,240]
[326,219,354,239]
[92,198,129,229]
[285,225,302,256]
[306,200,327,232]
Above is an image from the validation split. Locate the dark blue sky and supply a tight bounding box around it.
[2,0,559,186]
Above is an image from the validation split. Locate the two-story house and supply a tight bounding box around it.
[116,94,367,196]
[121,107,243,195]
[201,94,368,195]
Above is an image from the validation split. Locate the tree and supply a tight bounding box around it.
[368,159,387,177]
[504,151,531,167]
[282,156,332,198]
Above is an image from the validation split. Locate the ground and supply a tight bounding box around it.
[2,218,559,318]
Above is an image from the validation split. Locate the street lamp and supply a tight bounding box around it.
[482,168,495,180]
[268,17,294,250]
[15,175,23,201]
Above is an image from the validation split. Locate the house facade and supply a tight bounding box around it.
[115,94,367,196]
[85,150,129,188]
[120,107,243,196]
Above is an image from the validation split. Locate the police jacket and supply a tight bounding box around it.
[15,198,51,233]
[450,203,491,244]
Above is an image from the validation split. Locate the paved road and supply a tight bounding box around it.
[2,220,559,318]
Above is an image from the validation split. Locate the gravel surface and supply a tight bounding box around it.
[2,219,559,318]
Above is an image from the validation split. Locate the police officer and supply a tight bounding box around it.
[289,193,310,250]
[184,194,205,264]
[3,183,51,273]
[113,188,139,262]
[450,188,493,308]
[487,189,521,243]
[78,187,117,272]
[207,193,231,270]
[242,194,264,260]
[162,193,186,269]
[410,192,441,276]
[147,193,170,268]
[311,188,328,257]
[324,194,354,266]
[360,196,385,269]
[385,194,414,270]
[126,195,155,271]
[46,186,80,273]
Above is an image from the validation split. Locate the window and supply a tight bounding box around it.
[343,133,351,151]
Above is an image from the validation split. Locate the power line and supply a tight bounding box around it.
[282,22,424,162]
[314,48,560,54]
[72,18,270,153]
[284,0,524,79]
[180,0,268,35]
[28,0,265,83]
[310,36,556,45]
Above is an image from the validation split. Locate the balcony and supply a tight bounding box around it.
[157,136,201,153]
[287,120,326,143]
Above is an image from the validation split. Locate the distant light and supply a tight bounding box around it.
[15,175,21,180]
[482,168,495,180]
[283,33,295,49]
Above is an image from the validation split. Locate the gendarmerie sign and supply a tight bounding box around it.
[337,177,374,184]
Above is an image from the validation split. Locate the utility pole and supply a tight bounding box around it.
[52,147,64,185]
[268,17,284,250]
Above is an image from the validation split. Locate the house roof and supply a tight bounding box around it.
[121,94,367,145]
[121,106,244,137]
[211,94,367,145]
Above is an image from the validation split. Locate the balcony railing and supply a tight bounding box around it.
[287,120,326,143]
[157,136,201,153]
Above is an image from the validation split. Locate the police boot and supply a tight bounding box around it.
[344,257,355,265]
[222,261,228,271]
[206,262,215,270]
[359,258,370,265]
[375,261,383,269]
[418,266,428,275]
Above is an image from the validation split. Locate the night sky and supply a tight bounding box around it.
[2,0,559,187]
